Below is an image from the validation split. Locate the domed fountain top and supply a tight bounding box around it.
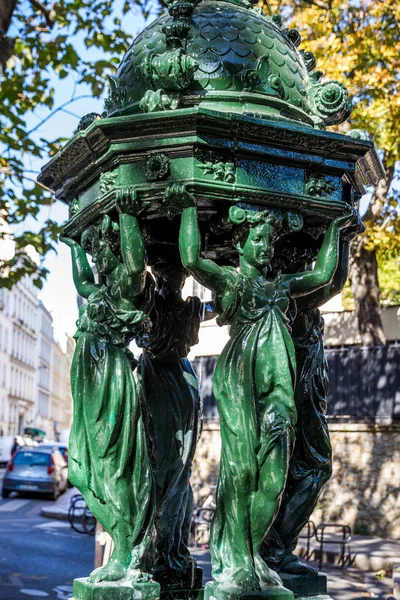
[104,0,351,128]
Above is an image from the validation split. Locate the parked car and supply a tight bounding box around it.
[39,443,72,487]
[39,443,68,463]
[2,447,68,500]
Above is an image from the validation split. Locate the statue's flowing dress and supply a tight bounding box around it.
[136,293,202,572]
[211,272,297,585]
[261,308,332,567]
[69,282,154,566]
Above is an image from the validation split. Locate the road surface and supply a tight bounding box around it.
[0,467,93,599]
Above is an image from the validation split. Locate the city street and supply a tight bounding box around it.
[0,468,93,599]
[0,464,394,600]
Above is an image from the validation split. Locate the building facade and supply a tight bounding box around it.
[51,336,74,440]
[0,287,11,436]
[9,276,39,435]
[35,302,54,436]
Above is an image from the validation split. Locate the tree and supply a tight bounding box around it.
[261,0,400,345]
[0,0,137,288]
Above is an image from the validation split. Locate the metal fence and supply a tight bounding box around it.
[193,344,400,422]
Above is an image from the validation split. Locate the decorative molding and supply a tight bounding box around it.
[139,89,181,113]
[86,127,109,153]
[76,113,101,133]
[37,137,92,191]
[305,173,336,197]
[144,153,171,181]
[69,198,80,218]
[38,111,372,198]
[307,71,352,126]
[199,161,236,184]
[99,170,118,195]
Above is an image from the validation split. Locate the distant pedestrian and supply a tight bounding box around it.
[10,438,19,456]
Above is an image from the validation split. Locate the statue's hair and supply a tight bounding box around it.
[227,205,303,246]
[81,225,97,254]
[152,260,187,291]
[81,215,122,261]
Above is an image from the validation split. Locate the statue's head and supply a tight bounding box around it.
[152,260,187,294]
[81,215,121,276]
[228,205,303,270]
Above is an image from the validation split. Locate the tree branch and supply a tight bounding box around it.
[302,0,331,10]
[363,154,395,224]
[0,0,17,33]
[0,0,17,73]
[29,0,55,28]
[26,94,94,136]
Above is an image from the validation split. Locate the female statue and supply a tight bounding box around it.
[61,193,155,585]
[262,227,361,575]
[172,187,357,598]
[136,260,214,588]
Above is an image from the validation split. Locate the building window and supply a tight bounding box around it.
[192,279,212,303]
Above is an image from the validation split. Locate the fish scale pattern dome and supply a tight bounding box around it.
[106,0,351,127]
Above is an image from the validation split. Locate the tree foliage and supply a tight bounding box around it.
[260,0,400,343]
[0,0,138,287]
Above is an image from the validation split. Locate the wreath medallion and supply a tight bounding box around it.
[144,153,170,181]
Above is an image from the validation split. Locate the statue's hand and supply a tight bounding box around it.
[164,183,195,212]
[341,210,365,241]
[334,207,363,232]
[115,187,140,215]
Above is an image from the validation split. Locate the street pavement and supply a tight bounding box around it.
[0,468,94,599]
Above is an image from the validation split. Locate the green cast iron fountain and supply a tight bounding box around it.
[39,1,384,600]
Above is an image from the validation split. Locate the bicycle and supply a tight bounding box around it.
[68,493,96,534]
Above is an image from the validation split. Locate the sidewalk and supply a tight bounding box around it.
[297,535,400,573]
[40,486,78,520]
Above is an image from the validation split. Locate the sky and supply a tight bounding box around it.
[15,3,373,342]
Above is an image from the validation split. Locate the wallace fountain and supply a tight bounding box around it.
[39,0,384,598]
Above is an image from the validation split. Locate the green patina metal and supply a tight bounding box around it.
[39,1,384,599]
[175,195,361,600]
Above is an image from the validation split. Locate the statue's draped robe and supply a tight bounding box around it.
[262,308,332,569]
[137,292,202,575]
[211,272,297,586]
[69,283,154,568]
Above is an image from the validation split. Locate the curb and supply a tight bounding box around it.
[40,486,78,521]
[40,506,69,521]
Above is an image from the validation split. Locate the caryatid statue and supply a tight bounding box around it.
[261,221,363,576]
[171,187,361,600]
[62,195,159,598]
[135,260,215,590]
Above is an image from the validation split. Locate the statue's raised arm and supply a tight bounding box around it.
[60,235,98,299]
[166,185,232,295]
[116,187,148,300]
[286,209,362,298]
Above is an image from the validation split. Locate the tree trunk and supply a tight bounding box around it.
[0,0,17,76]
[349,158,395,347]
[349,237,386,346]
